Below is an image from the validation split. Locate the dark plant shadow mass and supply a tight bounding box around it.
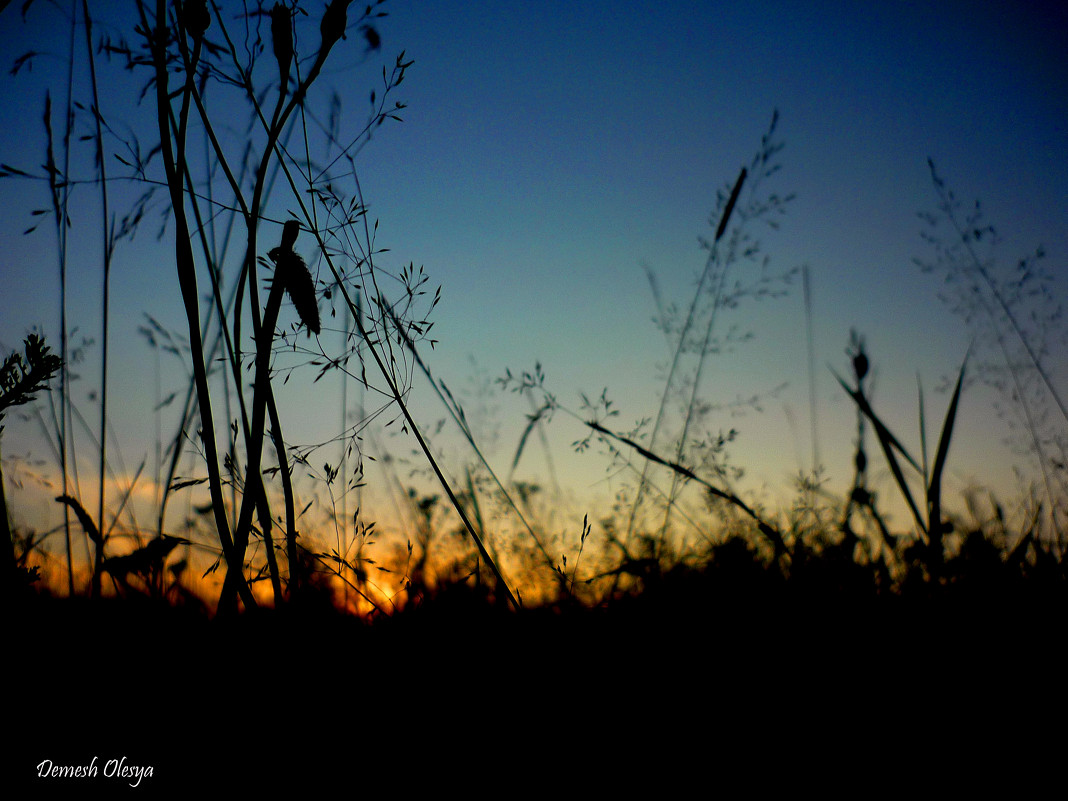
[9,538,1066,790]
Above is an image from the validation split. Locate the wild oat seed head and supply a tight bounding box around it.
[274,250,321,336]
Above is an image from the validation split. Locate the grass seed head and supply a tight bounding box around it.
[320,0,349,52]
[184,0,210,42]
[270,3,294,86]
[268,222,320,335]
[288,258,321,335]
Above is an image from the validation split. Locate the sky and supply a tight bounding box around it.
[1,0,1066,564]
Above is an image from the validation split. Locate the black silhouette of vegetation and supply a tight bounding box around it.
[2,334,62,595]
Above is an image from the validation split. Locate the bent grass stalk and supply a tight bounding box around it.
[585,420,786,554]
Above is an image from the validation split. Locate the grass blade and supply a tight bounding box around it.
[511,403,548,475]
[917,374,929,488]
[832,370,927,535]
[585,420,785,551]
[927,353,968,542]
[715,166,747,243]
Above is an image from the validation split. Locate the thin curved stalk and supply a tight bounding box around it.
[139,0,257,610]
[82,0,112,599]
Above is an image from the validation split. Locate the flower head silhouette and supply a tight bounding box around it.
[268,221,321,336]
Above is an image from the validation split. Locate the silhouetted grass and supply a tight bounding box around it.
[4,5,1067,792]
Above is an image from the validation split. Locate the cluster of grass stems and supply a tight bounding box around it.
[4,0,515,615]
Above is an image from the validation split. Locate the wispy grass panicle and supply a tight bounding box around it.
[632,109,798,544]
[916,159,1067,545]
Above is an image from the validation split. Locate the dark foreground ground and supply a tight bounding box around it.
[7,564,1067,795]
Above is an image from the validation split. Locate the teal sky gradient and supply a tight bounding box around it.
[1,1,1066,547]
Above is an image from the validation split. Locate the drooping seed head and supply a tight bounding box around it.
[282,252,321,336]
[269,222,319,336]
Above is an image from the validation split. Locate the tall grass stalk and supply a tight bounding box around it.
[1,335,63,592]
[657,165,750,540]
[80,0,114,599]
[135,0,364,609]
[623,166,741,546]
[138,0,256,611]
[47,10,79,595]
[802,264,819,474]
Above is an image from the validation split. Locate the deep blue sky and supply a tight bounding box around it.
[1,1,1066,541]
